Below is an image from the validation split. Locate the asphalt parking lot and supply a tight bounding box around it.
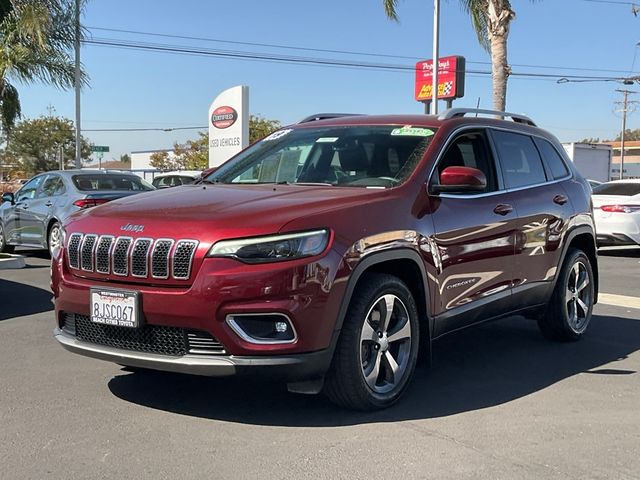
[1,249,639,480]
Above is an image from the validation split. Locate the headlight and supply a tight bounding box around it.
[207,229,330,263]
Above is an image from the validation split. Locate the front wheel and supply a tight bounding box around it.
[538,248,595,341]
[324,273,420,410]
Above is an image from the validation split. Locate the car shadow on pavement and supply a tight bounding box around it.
[0,278,53,321]
[108,313,640,426]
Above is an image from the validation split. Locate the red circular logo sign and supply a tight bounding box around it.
[211,106,238,129]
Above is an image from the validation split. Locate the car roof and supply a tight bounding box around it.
[288,111,545,137]
[153,171,202,178]
[36,170,141,179]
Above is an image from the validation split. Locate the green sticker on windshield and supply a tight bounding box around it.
[391,126,435,137]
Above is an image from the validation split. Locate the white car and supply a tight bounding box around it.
[592,179,640,246]
[151,170,202,189]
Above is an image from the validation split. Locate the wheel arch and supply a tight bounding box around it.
[558,226,599,303]
[333,248,432,345]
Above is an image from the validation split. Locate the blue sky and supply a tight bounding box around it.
[19,0,640,160]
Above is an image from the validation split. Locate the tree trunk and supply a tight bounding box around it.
[490,32,509,112]
[486,0,515,112]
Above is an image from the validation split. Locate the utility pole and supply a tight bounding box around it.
[431,0,440,115]
[615,89,638,180]
[74,0,81,169]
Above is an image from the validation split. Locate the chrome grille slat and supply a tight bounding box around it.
[172,240,198,280]
[80,235,97,272]
[186,331,226,355]
[67,233,197,281]
[95,236,114,274]
[151,239,173,279]
[131,238,152,278]
[67,233,83,269]
[112,237,133,276]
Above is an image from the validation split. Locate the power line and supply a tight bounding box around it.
[83,125,206,132]
[87,25,636,75]
[83,37,626,83]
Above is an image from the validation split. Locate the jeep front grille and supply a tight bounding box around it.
[66,233,198,281]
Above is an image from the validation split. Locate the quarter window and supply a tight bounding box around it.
[534,138,569,180]
[492,130,547,189]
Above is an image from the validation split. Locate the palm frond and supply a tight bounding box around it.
[383,0,401,21]
[0,81,21,132]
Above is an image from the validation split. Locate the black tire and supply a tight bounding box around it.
[0,222,14,254]
[324,273,420,410]
[47,221,62,257]
[538,248,595,342]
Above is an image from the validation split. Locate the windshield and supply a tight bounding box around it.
[72,174,155,192]
[206,125,436,188]
[592,182,640,196]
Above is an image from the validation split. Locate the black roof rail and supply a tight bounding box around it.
[438,108,536,127]
[297,113,363,124]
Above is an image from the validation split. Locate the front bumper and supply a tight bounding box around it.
[54,327,333,380]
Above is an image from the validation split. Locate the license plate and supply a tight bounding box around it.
[90,288,139,328]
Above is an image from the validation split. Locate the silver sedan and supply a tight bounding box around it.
[0,170,154,256]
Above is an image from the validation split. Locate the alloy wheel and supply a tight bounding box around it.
[49,224,62,255]
[565,260,591,334]
[359,294,412,394]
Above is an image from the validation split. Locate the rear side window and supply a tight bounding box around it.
[592,182,640,196]
[492,130,547,189]
[534,138,569,180]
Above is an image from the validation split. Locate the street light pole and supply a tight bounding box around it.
[431,0,440,115]
[615,89,637,180]
[74,0,81,169]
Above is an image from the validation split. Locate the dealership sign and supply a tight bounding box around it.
[415,55,465,102]
[208,86,249,167]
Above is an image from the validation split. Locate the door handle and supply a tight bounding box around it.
[18,203,28,210]
[553,194,568,205]
[493,204,513,216]
[45,202,53,207]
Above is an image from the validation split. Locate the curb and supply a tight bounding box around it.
[0,254,26,269]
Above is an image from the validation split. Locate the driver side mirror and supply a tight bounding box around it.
[2,192,15,204]
[431,166,487,194]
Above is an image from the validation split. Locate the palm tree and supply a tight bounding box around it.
[0,0,84,133]
[383,0,519,112]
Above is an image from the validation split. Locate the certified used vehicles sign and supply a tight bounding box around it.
[211,106,238,129]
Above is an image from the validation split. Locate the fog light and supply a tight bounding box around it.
[226,314,297,344]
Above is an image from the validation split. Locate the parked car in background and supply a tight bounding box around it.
[52,109,599,410]
[587,179,602,190]
[592,179,640,246]
[193,166,218,184]
[0,170,155,255]
[151,171,202,189]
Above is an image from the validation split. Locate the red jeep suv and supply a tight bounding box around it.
[52,109,598,410]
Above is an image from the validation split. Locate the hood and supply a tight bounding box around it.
[65,183,387,242]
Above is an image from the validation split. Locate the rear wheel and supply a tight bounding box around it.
[0,222,15,254]
[538,248,595,341]
[324,273,420,410]
[47,221,62,257]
